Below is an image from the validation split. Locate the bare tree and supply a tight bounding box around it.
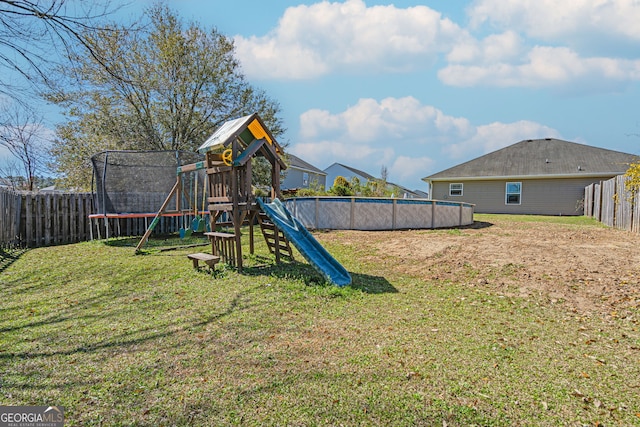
[0,159,25,189]
[0,0,125,102]
[0,105,50,191]
[380,165,389,182]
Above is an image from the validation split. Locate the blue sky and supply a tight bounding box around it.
[6,0,640,190]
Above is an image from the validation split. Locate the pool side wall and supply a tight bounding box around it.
[284,197,474,230]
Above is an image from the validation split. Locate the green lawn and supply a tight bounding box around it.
[0,217,638,426]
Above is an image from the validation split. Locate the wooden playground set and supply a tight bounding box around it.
[134,113,294,272]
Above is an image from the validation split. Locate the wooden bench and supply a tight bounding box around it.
[187,253,220,270]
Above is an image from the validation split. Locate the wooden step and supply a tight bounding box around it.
[257,211,294,260]
[204,231,236,239]
[187,253,220,269]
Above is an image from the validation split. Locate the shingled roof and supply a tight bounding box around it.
[328,163,378,181]
[424,138,638,181]
[287,154,326,175]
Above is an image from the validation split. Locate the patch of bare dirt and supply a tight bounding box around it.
[320,219,640,319]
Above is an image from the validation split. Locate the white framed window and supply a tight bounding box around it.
[449,183,463,196]
[302,172,309,187]
[505,182,521,205]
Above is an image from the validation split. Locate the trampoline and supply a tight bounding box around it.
[90,150,208,239]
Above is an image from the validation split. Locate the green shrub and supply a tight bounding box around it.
[329,184,352,196]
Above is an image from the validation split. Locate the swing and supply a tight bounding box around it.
[191,176,199,231]
[185,178,195,237]
[179,177,188,238]
[180,174,195,238]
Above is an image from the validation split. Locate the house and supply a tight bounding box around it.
[423,138,639,215]
[324,162,377,190]
[281,154,327,191]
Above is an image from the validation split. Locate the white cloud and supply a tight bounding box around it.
[298,96,474,149]
[447,30,523,64]
[291,96,560,187]
[234,0,464,79]
[232,0,640,91]
[390,156,435,187]
[468,0,640,44]
[439,45,640,89]
[439,1,640,89]
[293,96,473,184]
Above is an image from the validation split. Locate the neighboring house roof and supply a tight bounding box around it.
[325,163,377,181]
[287,154,326,175]
[424,138,639,181]
[413,189,429,198]
[391,183,418,197]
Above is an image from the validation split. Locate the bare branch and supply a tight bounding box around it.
[0,103,51,190]
[0,0,131,101]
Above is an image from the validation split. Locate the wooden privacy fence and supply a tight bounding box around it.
[585,175,639,233]
[0,187,207,248]
[0,187,94,248]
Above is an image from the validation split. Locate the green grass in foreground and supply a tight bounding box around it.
[0,221,638,426]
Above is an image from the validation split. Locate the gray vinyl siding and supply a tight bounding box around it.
[432,177,612,215]
[281,168,326,190]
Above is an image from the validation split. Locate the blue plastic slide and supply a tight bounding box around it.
[257,198,352,287]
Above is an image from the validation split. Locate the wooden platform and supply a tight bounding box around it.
[204,232,237,266]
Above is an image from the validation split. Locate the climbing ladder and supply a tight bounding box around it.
[257,211,294,261]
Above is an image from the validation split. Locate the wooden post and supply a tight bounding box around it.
[248,210,257,255]
[176,174,182,212]
[272,161,281,199]
[44,194,52,246]
[231,139,243,271]
[25,194,33,247]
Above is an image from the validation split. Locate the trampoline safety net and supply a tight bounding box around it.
[91,150,204,215]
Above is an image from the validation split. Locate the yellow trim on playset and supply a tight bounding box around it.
[248,118,272,144]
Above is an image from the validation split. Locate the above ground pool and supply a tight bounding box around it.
[284,197,474,230]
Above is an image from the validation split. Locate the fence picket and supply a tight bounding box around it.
[586,175,637,233]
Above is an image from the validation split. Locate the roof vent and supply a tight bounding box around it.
[545,138,552,140]
[577,165,582,171]
[545,158,550,163]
